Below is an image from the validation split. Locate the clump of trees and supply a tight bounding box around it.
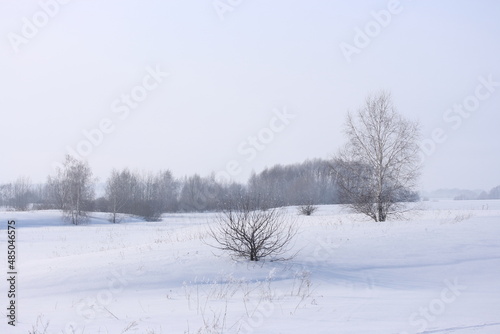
[459,186,500,201]
[0,158,346,220]
[104,169,178,222]
[481,186,500,200]
[248,159,339,208]
[0,176,35,211]
[332,92,421,222]
[46,155,95,225]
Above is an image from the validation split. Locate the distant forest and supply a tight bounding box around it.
[421,187,500,201]
[1,159,339,219]
[1,157,497,221]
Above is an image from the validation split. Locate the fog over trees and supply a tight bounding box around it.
[1,157,345,221]
[0,176,34,211]
[1,154,498,222]
[2,92,499,222]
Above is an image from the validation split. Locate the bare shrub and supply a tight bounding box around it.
[208,199,297,261]
[298,204,318,216]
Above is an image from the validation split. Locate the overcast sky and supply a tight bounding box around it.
[1,0,499,191]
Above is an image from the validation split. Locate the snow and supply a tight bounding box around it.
[0,200,499,333]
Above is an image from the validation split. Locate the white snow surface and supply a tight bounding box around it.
[0,200,499,334]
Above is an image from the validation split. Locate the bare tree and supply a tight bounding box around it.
[332,92,420,222]
[48,155,95,225]
[11,176,33,211]
[105,169,129,223]
[155,170,179,213]
[208,198,297,261]
[46,174,67,210]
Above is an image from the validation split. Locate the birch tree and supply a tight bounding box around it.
[332,92,420,222]
[49,155,95,225]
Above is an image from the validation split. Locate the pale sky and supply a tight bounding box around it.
[1,0,499,191]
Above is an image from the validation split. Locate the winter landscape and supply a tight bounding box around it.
[1,1,500,333]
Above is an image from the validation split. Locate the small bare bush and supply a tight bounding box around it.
[208,200,297,261]
[298,204,318,216]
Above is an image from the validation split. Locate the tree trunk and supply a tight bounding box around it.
[378,203,386,222]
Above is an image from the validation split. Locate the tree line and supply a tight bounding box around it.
[0,156,347,223]
[453,186,500,201]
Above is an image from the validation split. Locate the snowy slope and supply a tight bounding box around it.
[0,201,499,334]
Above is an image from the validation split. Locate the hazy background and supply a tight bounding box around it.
[1,0,499,191]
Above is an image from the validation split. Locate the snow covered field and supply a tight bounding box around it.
[1,200,499,334]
